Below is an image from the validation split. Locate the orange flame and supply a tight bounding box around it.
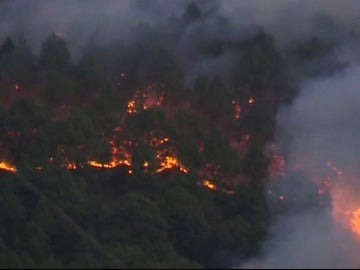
[202,179,217,191]
[0,161,17,172]
[66,162,77,170]
[350,209,360,237]
[155,156,189,173]
[127,100,136,114]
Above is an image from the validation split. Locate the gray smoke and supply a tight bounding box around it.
[0,0,184,60]
[2,0,360,68]
[240,64,360,269]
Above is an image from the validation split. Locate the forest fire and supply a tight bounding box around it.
[126,87,164,114]
[3,1,360,267]
[270,148,360,242]
[0,83,259,200]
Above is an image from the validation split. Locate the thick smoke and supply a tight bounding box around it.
[240,65,360,269]
[0,0,184,60]
[2,0,360,71]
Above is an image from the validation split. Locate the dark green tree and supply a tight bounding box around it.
[39,33,71,71]
[0,37,15,55]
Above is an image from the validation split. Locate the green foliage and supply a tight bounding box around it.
[240,103,274,147]
[0,24,289,268]
[0,99,53,166]
[233,28,294,105]
[242,146,270,183]
[55,108,111,165]
[0,183,26,239]
[111,192,168,245]
[41,71,83,105]
[193,75,232,119]
[157,186,212,262]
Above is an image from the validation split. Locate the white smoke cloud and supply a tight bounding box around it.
[240,64,360,268]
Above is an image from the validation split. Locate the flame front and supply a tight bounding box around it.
[0,85,246,197]
[0,161,17,172]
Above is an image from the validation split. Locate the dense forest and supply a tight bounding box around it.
[0,1,345,268]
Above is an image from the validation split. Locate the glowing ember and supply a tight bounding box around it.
[160,137,169,143]
[127,100,136,114]
[156,156,189,173]
[88,153,131,169]
[89,160,120,168]
[0,161,17,172]
[126,87,164,114]
[202,179,216,191]
[350,209,360,238]
[248,97,254,104]
[66,162,77,170]
[232,100,241,120]
[14,83,20,90]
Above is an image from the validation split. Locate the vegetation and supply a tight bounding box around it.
[0,2,325,268]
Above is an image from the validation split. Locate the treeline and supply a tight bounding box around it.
[0,2,338,268]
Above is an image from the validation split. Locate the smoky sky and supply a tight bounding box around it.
[277,65,360,176]
[1,0,360,62]
[0,0,184,59]
[1,0,360,87]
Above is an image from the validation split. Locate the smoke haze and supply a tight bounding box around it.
[2,0,360,64]
[241,65,360,268]
[2,0,360,268]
